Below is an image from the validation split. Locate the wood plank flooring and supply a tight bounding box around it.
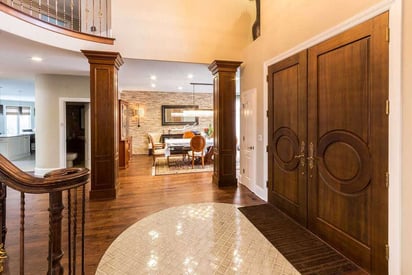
[2,155,264,274]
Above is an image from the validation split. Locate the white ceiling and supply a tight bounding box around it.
[0,30,215,102]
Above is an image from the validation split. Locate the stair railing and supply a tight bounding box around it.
[0,0,114,44]
[0,154,89,274]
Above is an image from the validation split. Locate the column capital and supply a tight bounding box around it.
[208,60,242,75]
[81,50,124,69]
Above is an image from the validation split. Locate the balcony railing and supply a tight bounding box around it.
[0,0,113,44]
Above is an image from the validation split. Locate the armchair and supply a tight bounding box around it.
[148,133,165,166]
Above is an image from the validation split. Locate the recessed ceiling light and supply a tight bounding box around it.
[151,83,156,88]
[187,74,193,79]
[31,56,43,62]
[178,86,183,90]
[150,75,157,80]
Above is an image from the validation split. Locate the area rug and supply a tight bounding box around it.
[153,156,213,176]
[238,204,366,275]
[96,203,299,275]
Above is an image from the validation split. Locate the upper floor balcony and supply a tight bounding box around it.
[0,0,114,44]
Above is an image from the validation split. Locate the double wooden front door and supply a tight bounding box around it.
[268,13,388,274]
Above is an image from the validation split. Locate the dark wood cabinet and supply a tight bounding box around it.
[119,136,132,169]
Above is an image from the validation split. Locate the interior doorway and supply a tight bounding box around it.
[66,102,87,167]
[240,88,257,194]
[59,98,90,169]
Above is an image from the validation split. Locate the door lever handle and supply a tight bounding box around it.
[307,142,314,169]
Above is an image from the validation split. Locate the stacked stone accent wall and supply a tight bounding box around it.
[120,90,213,155]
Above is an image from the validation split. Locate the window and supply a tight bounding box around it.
[6,106,31,135]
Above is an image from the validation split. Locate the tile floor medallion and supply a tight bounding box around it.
[96,203,300,275]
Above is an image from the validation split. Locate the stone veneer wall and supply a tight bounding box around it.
[120,90,213,155]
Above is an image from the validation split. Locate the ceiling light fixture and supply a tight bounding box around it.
[187,74,193,79]
[178,86,183,90]
[172,82,213,118]
[151,83,156,88]
[150,75,157,80]
[31,56,43,62]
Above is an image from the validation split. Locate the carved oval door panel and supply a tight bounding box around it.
[317,130,371,194]
[273,127,300,171]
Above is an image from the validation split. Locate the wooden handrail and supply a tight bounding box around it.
[0,154,90,273]
[0,154,89,193]
[0,2,115,45]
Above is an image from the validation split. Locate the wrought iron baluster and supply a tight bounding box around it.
[84,0,88,32]
[99,0,101,35]
[0,184,7,272]
[63,0,66,28]
[68,189,72,275]
[48,195,53,273]
[20,192,25,275]
[77,2,82,32]
[81,185,85,274]
[92,0,94,32]
[70,0,73,30]
[38,0,41,19]
[46,0,49,22]
[72,187,78,275]
[105,0,108,36]
[55,0,57,26]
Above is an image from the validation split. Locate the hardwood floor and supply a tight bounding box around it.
[2,155,264,274]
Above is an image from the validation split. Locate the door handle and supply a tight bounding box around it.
[307,142,314,169]
[248,146,254,150]
[294,141,305,167]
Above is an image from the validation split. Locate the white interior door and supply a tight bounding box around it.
[240,88,257,193]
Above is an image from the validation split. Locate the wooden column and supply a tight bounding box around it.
[208,60,242,187]
[82,50,124,200]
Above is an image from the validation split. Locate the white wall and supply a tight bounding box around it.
[34,74,89,172]
[111,0,255,63]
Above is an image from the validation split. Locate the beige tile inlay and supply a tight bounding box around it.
[96,203,300,275]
